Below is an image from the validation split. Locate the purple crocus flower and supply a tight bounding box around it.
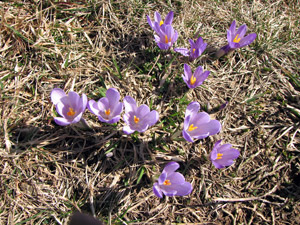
[153,161,193,198]
[182,102,221,142]
[182,64,210,89]
[87,88,123,124]
[174,37,207,61]
[147,11,174,34]
[210,140,240,169]
[51,88,87,126]
[154,24,178,50]
[217,20,257,57]
[123,96,159,134]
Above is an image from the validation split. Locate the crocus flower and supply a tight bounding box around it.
[153,161,193,198]
[217,20,257,57]
[210,140,240,169]
[174,37,207,61]
[182,64,210,89]
[154,24,178,50]
[51,88,87,126]
[87,88,123,124]
[147,11,174,34]
[123,96,159,134]
[182,102,221,142]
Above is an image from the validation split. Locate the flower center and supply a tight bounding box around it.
[233,34,241,43]
[159,20,164,26]
[188,124,198,131]
[134,115,140,124]
[192,48,196,53]
[164,35,171,44]
[163,179,171,186]
[190,75,196,85]
[216,153,223,160]
[105,108,111,116]
[67,107,76,117]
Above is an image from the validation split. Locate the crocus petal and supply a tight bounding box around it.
[195,37,204,46]
[106,88,120,107]
[185,101,200,119]
[144,110,159,127]
[54,117,71,126]
[107,115,121,124]
[87,100,99,115]
[163,162,180,174]
[182,129,194,142]
[190,111,210,125]
[111,102,123,117]
[123,125,135,135]
[212,160,224,169]
[195,120,221,136]
[164,11,174,24]
[235,24,247,39]
[153,183,163,198]
[157,42,170,50]
[194,66,203,78]
[154,11,162,23]
[80,93,88,111]
[124,96,137,113]
[167,172,185,184]
[184,64,192,80]
[68,91,81,109]
[51,88,66,105]
[137,104,150,118]
[147,15,154,29]
[162,189,177,197]
[229,20,236,36]
[174,182,193,196]
[238,33,257,47]
[158,172,167,185]
[72,112,83,124]
[194,71,210,87]
[174,48,190,56]
[55,102,66,117]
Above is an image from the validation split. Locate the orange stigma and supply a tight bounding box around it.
[163,180,171,186]
[233,34,241,43]
[216,153,223,160]
[159,20,164,26]
[67,107,76,117]
[105,108,111,116]
[190,75,196,85]
[192,48,196,53]
[134,116,139,124]
[188,124,198,132]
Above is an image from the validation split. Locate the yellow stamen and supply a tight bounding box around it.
[67,107,75,117]
[216,153,223,160]
[190,75,196,85]
[165,35,169,44]
[163,180,171,186]
[233,34,241,43]
[134,116,139,124]
[192,48,196,53]
[188,124,198,132]
[159,20,164,26]
[105,108,111,116]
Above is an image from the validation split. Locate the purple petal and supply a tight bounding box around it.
[163,162,180,174]
[123,125,135,135]
[235,24,247,39]
[182,73,189,87]
[143,110,159,127]
[185,101,200,120]
[194,70,210,87]
[51,88,66,105]
[87,99,99,115]
[182,129,194,142]
[111,102,123,117]
[54,117,71,126]
[212,160,224,169]
[106,88,120,107]
[194,119,221,136]
[107,115,121,124]
[194,66,203,78]
[184,64,192,81]
[124,96,137,113]
[195,37,204,46]
[167,172,185,184]
[72,112,83,124]
[172,30,178,44]
[174,48,190,56]
[158,172,168,185]
[164,11,174,24]
[55,102,66,117]
[162,188,177,197]
[153,183,163,198]
[80,93,87,112]
[154,11,161,23]
[188,39,195,48]
[147,15,154,29]
[239,33,257,47]
[190,112,210,126]
[174,182,193,196]
[68,91,81,109]
[157,42,170,50]
[137,104,150,118]
[229,20,236,36]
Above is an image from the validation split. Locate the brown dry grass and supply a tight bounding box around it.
[0,0,300,224]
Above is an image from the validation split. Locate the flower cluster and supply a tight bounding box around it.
[50,12,250,199]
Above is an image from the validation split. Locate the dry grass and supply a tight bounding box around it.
[0,0,300,224]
